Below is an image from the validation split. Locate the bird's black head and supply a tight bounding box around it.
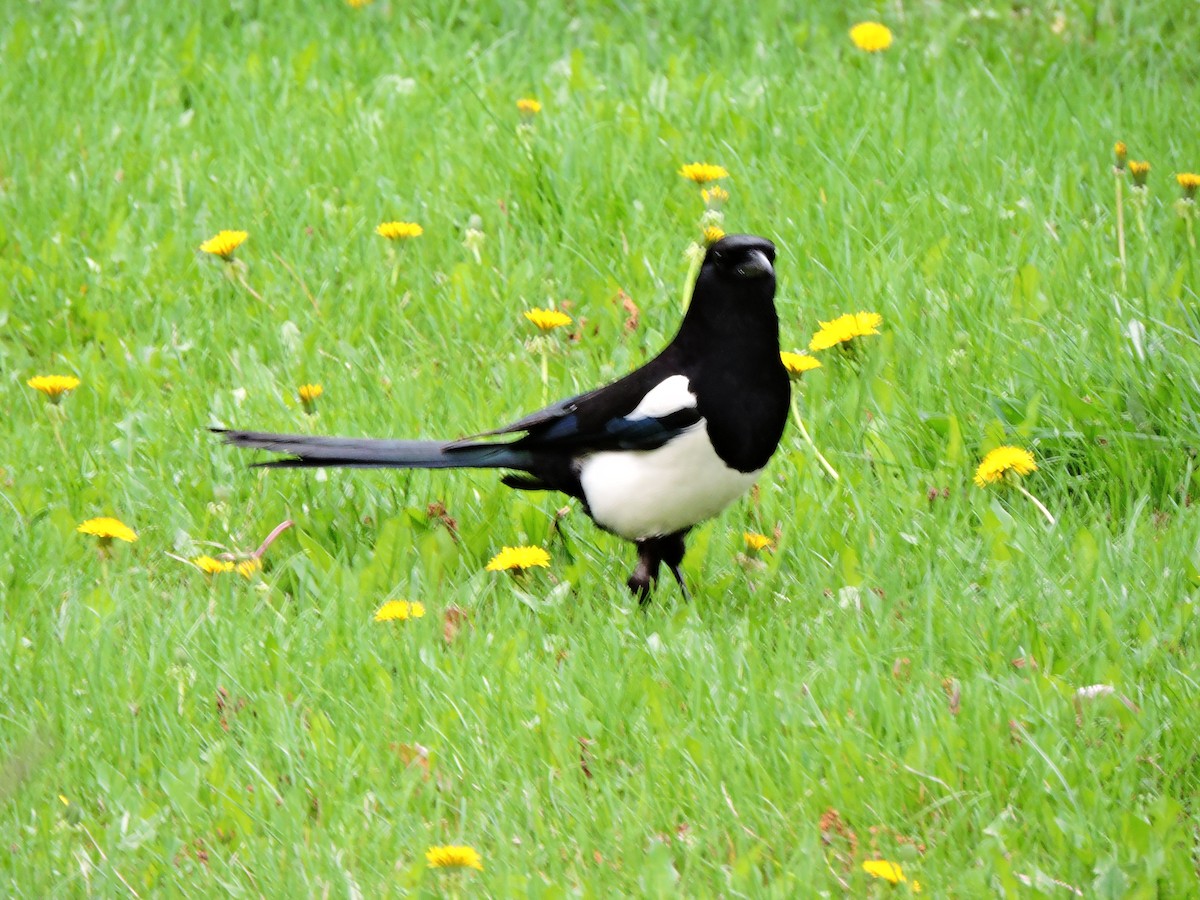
[701,234,776,286]
[677,232,781,357]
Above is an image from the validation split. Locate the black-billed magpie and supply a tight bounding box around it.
[214,233,790,602]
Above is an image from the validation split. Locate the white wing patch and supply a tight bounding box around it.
[629,375,697,419]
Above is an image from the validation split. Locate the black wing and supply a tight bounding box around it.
[452,350,701,455]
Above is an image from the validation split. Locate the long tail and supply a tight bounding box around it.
[212,428,533,471]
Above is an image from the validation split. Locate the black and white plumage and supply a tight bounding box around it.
[214,234,790,602]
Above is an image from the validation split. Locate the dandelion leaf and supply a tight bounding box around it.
[296,528,336,574]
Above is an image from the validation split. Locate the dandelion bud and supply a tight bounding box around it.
[1128,160,1150,188]
[1113,141,1127,170]
[463,228,486,261]
[683,241,706,268]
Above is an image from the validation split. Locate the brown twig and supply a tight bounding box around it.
[252,520,294,558]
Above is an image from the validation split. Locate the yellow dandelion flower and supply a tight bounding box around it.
[974,446,1037,487]
[780,351,821,378]
[425,845,483,870]
[1129,160,1150,187]
[808,312,883,352]
[862,859,905,884]
[77,517,138,544]
[1113,141,1127,168]
[679,163,729,185]
[27,375,81,403]
[702,185,730,208]
[374,600,426,622]
[516,97,542,116]
[703,225,726,244]
[1177,173,1200,199]
[192,555,235,575]
[523,308,572,331]
[743,532,772,552]
[376,221,424,240]
[486,545,551,572]
[850,22,893,52]
[236,558,262,579]
[199,230,248,260]
[346,0,374,7]
[298,384,323,414]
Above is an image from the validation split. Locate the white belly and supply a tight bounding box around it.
[577,422,761,540]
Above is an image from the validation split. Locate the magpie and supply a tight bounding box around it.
[214,233,790,602]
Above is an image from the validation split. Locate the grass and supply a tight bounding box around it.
[3,0,1200,894]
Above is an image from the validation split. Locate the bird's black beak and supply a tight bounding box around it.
[736,248,774,279]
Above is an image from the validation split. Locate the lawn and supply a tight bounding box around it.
[3,0,1199,895]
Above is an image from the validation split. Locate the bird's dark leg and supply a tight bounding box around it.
[627,530,690,606]
[660,530,690,603]
[627,540,662,604]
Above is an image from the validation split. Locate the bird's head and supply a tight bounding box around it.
[699,234,776,290]
[690,233,778,319]
[678,233,781,351]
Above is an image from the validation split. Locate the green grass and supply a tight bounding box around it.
[4,0,1200,894]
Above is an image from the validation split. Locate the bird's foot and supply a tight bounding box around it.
[627,571,655,606]
[628,553,657,606]
[627,532,690,606]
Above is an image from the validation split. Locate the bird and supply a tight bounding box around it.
[214,233,790,603]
